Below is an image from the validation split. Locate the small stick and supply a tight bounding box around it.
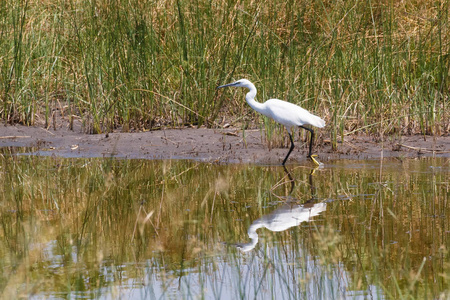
[40,127,55,135]
[0,136,31,139]
[222,131,238,137]
[396,143,449,153]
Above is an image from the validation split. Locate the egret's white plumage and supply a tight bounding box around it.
[217,79,325,165]
[236,202,327,252]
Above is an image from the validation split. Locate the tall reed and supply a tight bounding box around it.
[0,0,448,139]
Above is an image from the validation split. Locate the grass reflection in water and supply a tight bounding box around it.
[0,153,448,299]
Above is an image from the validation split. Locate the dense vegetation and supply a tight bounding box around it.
[1,0,448,142]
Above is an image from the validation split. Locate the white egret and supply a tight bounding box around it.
[235,167,326,252]
[217,79,325,165]
[236,201,327,252]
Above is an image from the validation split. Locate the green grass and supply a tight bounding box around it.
[0,0,448,142]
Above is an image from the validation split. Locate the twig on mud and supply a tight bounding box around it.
[40,127,55,135]
[396,143,449,153]
[0,136,31,139]
[221,131,238,137]
[161,136,179,146]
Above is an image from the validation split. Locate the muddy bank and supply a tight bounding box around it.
[0,123,448,164]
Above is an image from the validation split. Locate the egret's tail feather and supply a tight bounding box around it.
[311,115,326,128]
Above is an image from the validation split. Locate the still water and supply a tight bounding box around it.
[0,151,448,299]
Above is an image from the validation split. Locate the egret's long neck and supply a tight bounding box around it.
[247,223,264,243]
[245,84,266,114]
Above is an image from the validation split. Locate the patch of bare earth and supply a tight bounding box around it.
[0,120,448,164]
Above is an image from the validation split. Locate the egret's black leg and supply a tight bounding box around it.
[303,171,318,205]
[282,133,295,165]
[308,170,317,198]
[282,165,295,194]
[299,126,314,158]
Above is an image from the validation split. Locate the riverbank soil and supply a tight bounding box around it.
[1,121,448,163]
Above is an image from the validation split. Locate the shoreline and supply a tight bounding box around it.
[1,124,448,163]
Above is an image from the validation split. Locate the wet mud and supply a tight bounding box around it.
[1,123,448,163]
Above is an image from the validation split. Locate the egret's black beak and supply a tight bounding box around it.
[217,82,237,89]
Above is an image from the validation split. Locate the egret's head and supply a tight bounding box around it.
[235,242,257,252]
[217,79,253,89]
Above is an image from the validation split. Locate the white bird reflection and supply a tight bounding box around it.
[236,167,326,252]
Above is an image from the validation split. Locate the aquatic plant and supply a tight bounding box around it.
[0,0,448,141]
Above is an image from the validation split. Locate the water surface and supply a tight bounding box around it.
[1,151,448,299]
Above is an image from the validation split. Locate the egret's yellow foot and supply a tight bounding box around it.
[310,167,318,176]
[309,155,323,167]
